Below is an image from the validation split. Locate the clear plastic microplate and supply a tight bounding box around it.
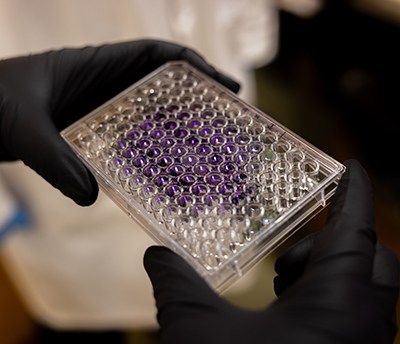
[61,61,345,292]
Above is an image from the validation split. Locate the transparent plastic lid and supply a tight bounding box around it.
[61,61,345,292]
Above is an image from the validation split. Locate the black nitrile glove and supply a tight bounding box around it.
[144,160,399,344]
[0,40,240,206]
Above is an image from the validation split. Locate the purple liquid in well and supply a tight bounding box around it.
[208,154,224,165]
[122,148,137,159]
[147,147,162,158]
[218,182,235,196]
[196,144,212,156]
[210,135,225,146]
[194,164,210,176]
[179,174,196,187]
[174,128,189,139]
[154,174,169,187]
[166,185,182,198]
[150,129,165,140]
[220,162,236,175]
[161,138,175,149]
[191,184,208,197]
[182,155,198,166]
[222,144,237,155]
[164,120,178,130]
[133,156,147,168]
[185,135,200,147]
[199,126,213,138]
[136,138,152,150]
[140,121,154,131]
[168,165,185,177]
[153,112,167,122]
[206,173,223,186]
[233,172,248,184]
[157,156,174,167]
[143,165,159,178]
[126,130,141,141]
[171,146,187,158]
[177,112,191,121]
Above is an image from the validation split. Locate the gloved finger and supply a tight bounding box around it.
[372,242,400,343]
[305,159,376,279]
[144,246,223,310]
[274,232,318,297]
[372,242,400,310]
[4,101,98,206]
[51,40,240,129]
[127,40,240,93]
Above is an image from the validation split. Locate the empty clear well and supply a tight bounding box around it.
[61,62,344,291]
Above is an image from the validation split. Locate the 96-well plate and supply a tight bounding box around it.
[61,61,345,292]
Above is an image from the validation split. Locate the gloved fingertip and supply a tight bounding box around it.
[180,47,240,93]
[216,73,241,93]
[274,233,319,277]
[273,275,289,298]
[144,246,177,276]
[71,173,99,206]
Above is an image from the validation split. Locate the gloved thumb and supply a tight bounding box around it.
[144,246,221,311]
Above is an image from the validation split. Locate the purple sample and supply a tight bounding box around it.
[198,126,214,138]
[230,192,247,207]
[122,148,137,159]
[164,120,178,130]
[205,173,223,186]
[191,183,208,197]
[143,165,159,178]
[154,174,169,187]
[133,156,147,168]
[171,145,187,158]
[196,144,212,157]
[222,143,238,155]
[165,185,182,198]
[177,112,191,121]
[234,153,250,166]
[140,121,154,131]
[233,172,249,185]
[194,164,210,176]
[136,138,152,150]
[182,154,198,166]
[219,162,237,175]
[126,130,141,141]
[174,128,189,139]
[217,182,236,196]
[160,137,175,149]
[153,112,167,122]
[168,164,185,177]
[157,156,174,167]
[150,129,165,140]
[207,154,224,165]
[179,174,196,187]
[177,194,194,208]
[210,135,225,147]
[185,135,200,147]
[187,118,202,129]
[204,194,221,207]
[147,147,162,158]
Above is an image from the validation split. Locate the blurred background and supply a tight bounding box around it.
[1,0,400,343]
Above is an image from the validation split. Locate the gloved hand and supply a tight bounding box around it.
[144,160,399,344]
[0,40,240,206]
